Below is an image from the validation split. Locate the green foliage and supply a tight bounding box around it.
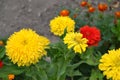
[0,64,24,80]
[0,47,5,59]
[1,1,120,80]
[111,19,120,41]
[89,69,104,80]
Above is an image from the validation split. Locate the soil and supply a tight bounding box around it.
[0,0,119,42]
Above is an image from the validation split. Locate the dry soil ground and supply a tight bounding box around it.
[0,0,118,42]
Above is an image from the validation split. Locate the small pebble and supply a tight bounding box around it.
[28,0,32,2]
[28,8,32,12]
[38,12,41,17]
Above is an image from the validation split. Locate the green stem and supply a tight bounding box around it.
[57,76,60,80]
[32,76,37,80]
[64,49,75,61]
[71,77,73,80]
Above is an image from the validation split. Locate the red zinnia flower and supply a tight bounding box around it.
[80,25,101,46]
[0,60,3,68]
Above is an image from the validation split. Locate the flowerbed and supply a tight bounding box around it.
[0,0,120,80]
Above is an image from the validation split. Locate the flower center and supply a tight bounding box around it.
[22,40,28,45]
[75,36,81,43]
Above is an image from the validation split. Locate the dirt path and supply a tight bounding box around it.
[0,0,119,42]
[0,0,81,42]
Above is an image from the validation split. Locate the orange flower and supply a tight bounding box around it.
[98,3,108,12]
[115,11,120,18]
[60,9,70,16]
[8,74,15,80]
[88,7,95,13]
[80,1,87,7]
[87,3,92,8]
[0,40,4,46]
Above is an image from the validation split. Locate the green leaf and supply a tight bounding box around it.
[67,61,84,77]
[56,58,68,80]
[47,63,58,80]
[0,65,24,79]
[68,61,85,70]
[60,28,67,39]
[1,77,8,80]
[78,77,89,80]
[25,64,48,80]
[0,47,5,59]
[89,69,104,80]
[71,70,82,77]
[80,47,101,66]
[38,68,48,80]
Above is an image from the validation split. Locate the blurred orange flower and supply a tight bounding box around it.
[0,40,4,46]
[8,74,15,80]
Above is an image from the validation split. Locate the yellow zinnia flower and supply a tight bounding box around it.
[6,29,50,66]
[49,16,75,36]
[99,48,120,80]
[64,32,88,54]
